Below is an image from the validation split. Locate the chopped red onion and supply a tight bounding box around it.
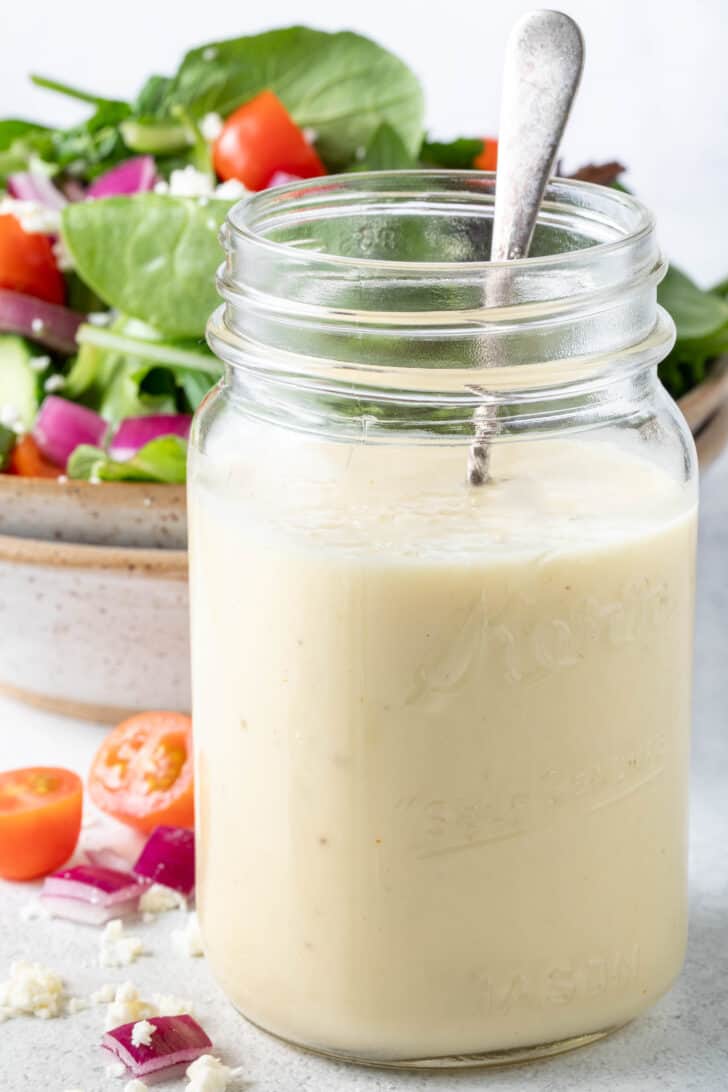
[109,414,192,462]
[41,864,146,924]
[102,1014,212,1079]
[0,289,84,354]
[133,827,195,897]
[33,395,107,468]
[60,178,87,202]
[7,172,67,210]
[88,156,157,198]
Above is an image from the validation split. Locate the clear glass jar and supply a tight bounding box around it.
[189,172,697,1068]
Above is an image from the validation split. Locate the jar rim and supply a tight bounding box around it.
[226,169,655,274]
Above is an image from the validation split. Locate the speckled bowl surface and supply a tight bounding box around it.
[0,533,189,722]
[0,477,187,549]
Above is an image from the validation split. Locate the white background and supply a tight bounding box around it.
[4,0,727,284]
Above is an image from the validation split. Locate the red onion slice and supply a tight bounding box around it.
[7,172,67,209]
[133,827,195,897]
[88,156,157,198]
[0,289,85,354]
[44,864,145,903]
[102,1014,212,1079]
[39,894,137,925]
[109,414,192,462]
[33,395,108,468]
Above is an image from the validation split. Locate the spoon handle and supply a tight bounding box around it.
[491,10,584,262]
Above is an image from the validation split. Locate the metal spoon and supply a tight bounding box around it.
[467,9,585,486]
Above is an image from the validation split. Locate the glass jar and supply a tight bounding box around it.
[189,172,697,1068]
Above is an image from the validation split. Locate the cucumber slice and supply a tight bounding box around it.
[0,335,42,429]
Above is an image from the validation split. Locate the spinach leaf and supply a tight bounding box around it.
[420,137,484,169]
[65,318,219,421]
[162,27,424,169]
[355,123,417,171]
[657,266,728,398]
[61,195,232,336]
[0,119,49,153]
[658,265,728,342]
[134,75,174,118]
[68,435,187,483]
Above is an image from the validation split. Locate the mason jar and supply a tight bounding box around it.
[189,172,697,1067]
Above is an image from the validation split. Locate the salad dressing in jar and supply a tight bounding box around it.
[189,172,697,1066]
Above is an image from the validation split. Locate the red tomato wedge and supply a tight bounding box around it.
[213,90,326,190]
[89,712,194,833]
[0,214,65,305]
[8,434,63,478]
[0,767,82,881]
[474,137,498,172]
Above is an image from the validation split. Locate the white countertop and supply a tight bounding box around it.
[2,454,728,1092]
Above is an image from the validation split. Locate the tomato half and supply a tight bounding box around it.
[213,90,326,190]
[0,767,82,881]
[474,137,499,172]
[8,434,63,478]
[89,712,194,833]
[0,214,65,305]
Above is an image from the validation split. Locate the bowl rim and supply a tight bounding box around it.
[0,530,187,577]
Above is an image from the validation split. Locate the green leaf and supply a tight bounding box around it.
[0,119,49,153]
[61,195,232,337]
[31,74,123,108]
[354,123,417,171]
[134,75,174,118]
[658,265,728,341]
[68,435,188,483]
[163,27,424,168]
[420,137,484,169]
[0,423,16,470]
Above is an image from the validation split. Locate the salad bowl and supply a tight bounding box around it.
[0,532,189,721]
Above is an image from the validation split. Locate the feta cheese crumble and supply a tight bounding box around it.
[131,1018,156,1047]
[67,996,89,1014]
[153,992,196,1017]
[104,982,155,1030]
[0,961,65,1020]
[29,355,51,373]
[44,374,66,393]
[155,166,215,198]
[91,982,117,1005]
[139,883,187,919]
[185,1055,242,1092]
[0,404,24,433]
[31,317,45,334]
[213,178,246,200]
[106,1060,127,1077]
[200,112,224,142]
[0,196,61,236]
[154,166,246,200]
[172,911,204,958]
[100,919,144,968]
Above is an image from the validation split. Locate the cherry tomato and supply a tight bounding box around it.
[473,137,499,172]
[0,767,82,881]
[0,214,65,304]
[8,434,63,478]
[89,711,194,833]
[213,90,326,190]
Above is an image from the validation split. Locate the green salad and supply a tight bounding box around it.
[0,28,723,482]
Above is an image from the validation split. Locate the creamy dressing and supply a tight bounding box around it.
[189,430,696,1062]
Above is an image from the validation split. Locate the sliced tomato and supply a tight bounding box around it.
[474,137,499,172]
[8,434,63,479]
[0,214,65,305]
[213,90,326,190]
[0,767,82,881]
[89,711,194,833]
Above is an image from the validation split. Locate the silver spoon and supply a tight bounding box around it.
[467,9,585,486]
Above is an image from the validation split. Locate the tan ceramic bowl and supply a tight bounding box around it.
[0,477,187,549]
[0,533,189,722]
